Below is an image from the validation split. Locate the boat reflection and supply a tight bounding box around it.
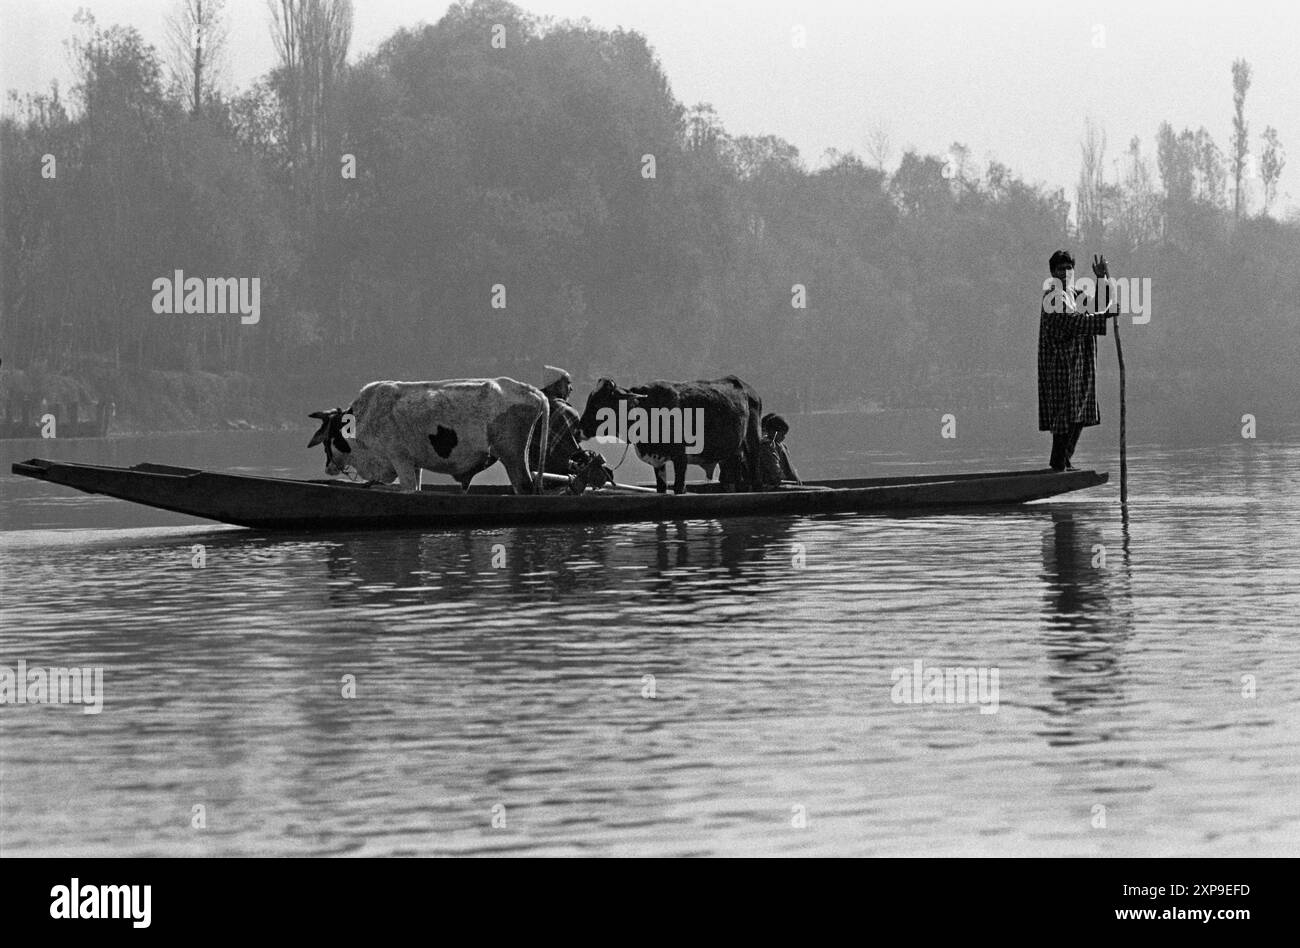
[308,515,801,609]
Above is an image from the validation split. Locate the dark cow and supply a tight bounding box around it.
[578,375,763,494]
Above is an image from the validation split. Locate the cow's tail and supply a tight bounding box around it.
[528,391,549,495]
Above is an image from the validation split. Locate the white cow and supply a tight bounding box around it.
[308,377,549,493]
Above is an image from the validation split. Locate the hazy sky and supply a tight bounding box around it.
[2,0,1296,214]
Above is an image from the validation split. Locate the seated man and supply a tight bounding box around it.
[532,365,585,476]
[757,413,801,489]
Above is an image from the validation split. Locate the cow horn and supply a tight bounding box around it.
[307,409,336,447]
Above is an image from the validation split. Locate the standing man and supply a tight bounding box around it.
[1039,250,1118,471]
[533,365,585,475]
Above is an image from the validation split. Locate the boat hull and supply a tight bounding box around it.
[11,458,1108,531]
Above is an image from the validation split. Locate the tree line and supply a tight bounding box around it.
[2,0,1295,426]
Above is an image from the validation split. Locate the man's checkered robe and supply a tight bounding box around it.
[530,396,584,474]
[1038,287,1108,435]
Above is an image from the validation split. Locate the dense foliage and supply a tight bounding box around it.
[3,0,1295,424]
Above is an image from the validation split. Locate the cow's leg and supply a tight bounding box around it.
[672,457,687,495]
[490,404,544,494]
[653,464,667,494]
[744,409,763,491]
[719,456,740,492]
[458,455,497,492]
[499,454,533,494]
[393,457,422,492]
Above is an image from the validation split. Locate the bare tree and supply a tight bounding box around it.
[1259,126,1286,217]
[946,141,971,191]
[1077,118,1107,242]
[166,0,227,116]
[686,102,723,153]
[268,0,353,200]
[1231,58,1251,221]
[1119,136,1160,248]
[865,122,892,172]
[1192,127,1226,207]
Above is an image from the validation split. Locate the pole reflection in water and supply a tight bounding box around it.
[1037,509,1135,746]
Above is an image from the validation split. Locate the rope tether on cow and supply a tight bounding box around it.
[609,438,632,472]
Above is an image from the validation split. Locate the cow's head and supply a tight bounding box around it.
[578,378,644,440]
[308,408,353,475]
[308,407,398,483]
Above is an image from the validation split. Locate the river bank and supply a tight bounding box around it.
[2,363,1295,447]
[0,365,315,436]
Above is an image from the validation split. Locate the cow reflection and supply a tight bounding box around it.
[320,525,618,604]
[637,516,798,601]
[316,515,797,609]
[322,531,475,604]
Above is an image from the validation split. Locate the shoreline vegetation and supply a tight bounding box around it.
[2,2,1295,442]
[2,364,1293,446]
[0,365,303,436]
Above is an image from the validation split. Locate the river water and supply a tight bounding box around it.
[1,419,1297,856]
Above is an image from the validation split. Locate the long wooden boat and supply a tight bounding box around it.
[11,458,1108,531]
